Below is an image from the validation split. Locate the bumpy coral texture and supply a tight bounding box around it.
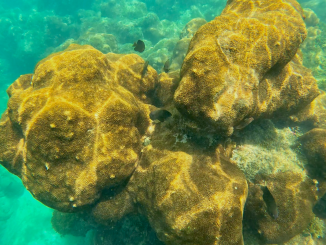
[128,146,248,245]
[0,44,154,212]
[244,172,317,244]
[174,0,319,135]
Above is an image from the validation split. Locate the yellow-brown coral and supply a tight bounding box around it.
[244,172,317,243]
[0,44,154,212]
[174,0,318,135]
[128,145,248,245]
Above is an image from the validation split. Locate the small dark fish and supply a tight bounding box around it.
[141,60,149,79]
[163,59,170,73]
[261,185,279,219]
[149,109,172,122]
[235,117,254,130]
[133,40,145,53]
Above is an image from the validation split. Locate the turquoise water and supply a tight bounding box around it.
[0,0,326,244]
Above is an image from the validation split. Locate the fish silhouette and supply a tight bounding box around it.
[149,109,172,122]
[235,117,254,130]
[163,59,170,73]
[261,185,279,219]
[133,40,145,53]
[141,60,149,79]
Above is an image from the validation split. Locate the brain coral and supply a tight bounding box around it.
[174,0,319,136]
[0,44,155,212]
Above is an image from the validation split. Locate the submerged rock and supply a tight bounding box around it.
[290,91,326,129]
[0,43,248,244]
[299,128,326,180]
[174,0,319,136]
[128,146,248,245]
[0,44,154,212]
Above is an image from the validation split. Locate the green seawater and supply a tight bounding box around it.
[0,0,326,244]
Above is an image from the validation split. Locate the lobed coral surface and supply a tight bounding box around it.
[174,0,319,136]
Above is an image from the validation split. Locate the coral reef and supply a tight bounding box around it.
[300,7,326,91]
[0,0,225,92]
[303,8,320,27]
[174,0,319,136]
[92,215,164,245]
[313,192,326,219]
[0,0,323,244]
[280,233,322,245]
[91,189,134,226]
[0,44,248,244]
[301,0,326,21]
[169,18,207,72]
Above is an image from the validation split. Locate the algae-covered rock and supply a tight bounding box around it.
[51,211,93,237]
[244,172,317,244]
[78,32,119,53]
[0,44,154,212]
[170,18,207,73]
[174,0,318,136]
[91,189,135,226]
[290,91,326,129]
[303,8,320,27]
[0,40,250,244]
[179,18,207,39]
[93,215,164,245]
[128,146,248,245]
[155,71,180,107]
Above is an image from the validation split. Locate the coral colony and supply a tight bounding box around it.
[1,0,326,244]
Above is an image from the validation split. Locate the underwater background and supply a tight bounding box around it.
[0,0,326,244]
